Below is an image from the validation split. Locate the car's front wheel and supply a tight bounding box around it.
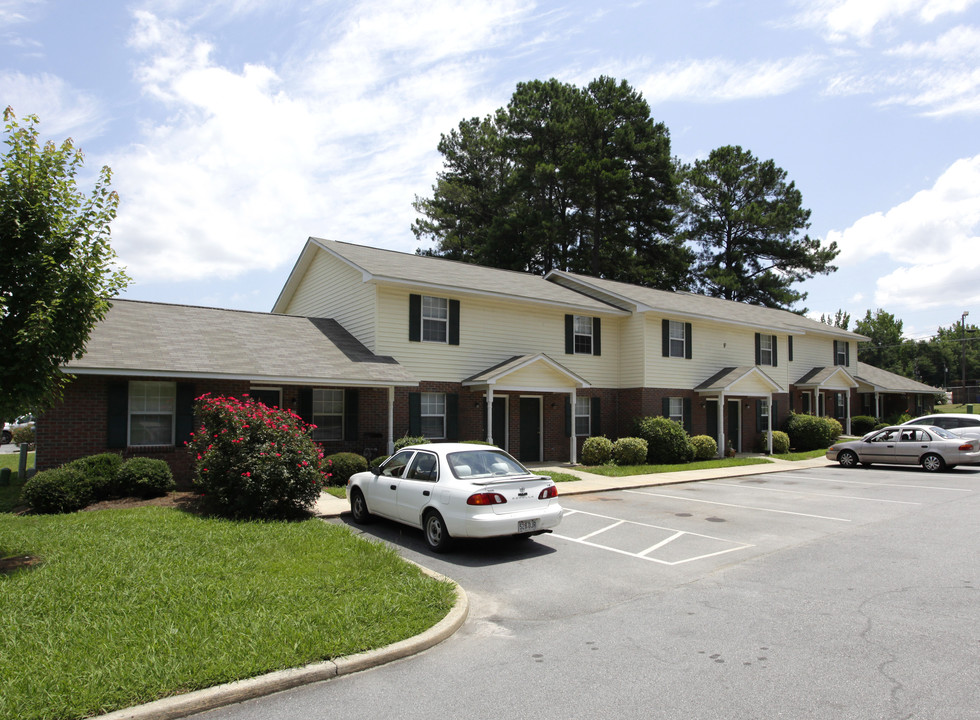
[349,488,372,524]
[921,453,946,473]
[837,449,859,468]
[423,510,453,553]
[1,430,10,445]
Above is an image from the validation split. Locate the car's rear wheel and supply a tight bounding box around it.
[837,449,858,468]
[921,453,945,473]
[349,488,372,523]
[1,430,10,445]
[423,510,453,553]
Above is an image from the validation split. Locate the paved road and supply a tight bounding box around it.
[199,465,980,720]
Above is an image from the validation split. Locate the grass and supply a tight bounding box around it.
[773,448,828,461]
[0,452,33,513]
[323,485,347,499]
[580,456,771,477]
[537,470,581,483]
[0,508,456,720]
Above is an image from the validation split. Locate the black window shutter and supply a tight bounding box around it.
[107,382,128,449]
[408,392,421,436]
[446,393,459,441]
[756,400,764,432]
[448,300,460,346]
[662,319,670,357]
[591,396,601,436]
[788,336,794,362]
[683,398,692,433]
[662,397,670,418]
[845,342,850,366]
[772,336,778,367]
[593,318,601,356]
[772,399,778,428]
[298,387,313,424]
[685,323,693,359]
[565,315,575,354]
[175,383,196,446]
[755,333,762,365]
[564,396,571,437]
[833,340,839,365]
[409,294,421,342]
[344,388,359,441]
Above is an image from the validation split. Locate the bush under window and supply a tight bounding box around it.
[581,436,613,466]
[611,437,648,466]
[634,416,693,464]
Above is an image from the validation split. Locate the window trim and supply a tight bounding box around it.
[311,388,344,442]
[668,320,686,358]
[574,396,591,437]
[759,334,774,366]
[128,380,177,447]
[420,392,447,440]
[421,295,449,344]
[573,315,594,355]
[667,397,684,425]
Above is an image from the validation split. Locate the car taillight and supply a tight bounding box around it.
[959,443,974,451]
[538,485,558,499]
[467,492,507,506]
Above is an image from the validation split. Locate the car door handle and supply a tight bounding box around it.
[390,485,397,491]
[423,490,430,496]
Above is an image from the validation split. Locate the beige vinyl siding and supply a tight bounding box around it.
[376,286,622,386]
[619,312,647,388]
[790,334,852,375]
[280,250,377,350]
[502,362,584,390]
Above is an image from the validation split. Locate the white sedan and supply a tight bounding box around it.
[346,443,563,552]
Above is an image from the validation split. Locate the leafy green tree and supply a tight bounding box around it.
[414,77,692,288]
[677,145,838,310]
[820,309,850,330]
[0,108,129,422]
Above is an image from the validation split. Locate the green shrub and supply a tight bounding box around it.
[771,430,790,454]
[785,413,842,450]
[689,435,718,461]
[186,394,329,519]
[371,455,390,469]
[611,437,648,466]
[65,453,123,499]
[634,416,693,464]
[850,415,878,436]
[22,467,93,514]
[873,422,888,431]
[581,436,613,465]
[11,426,34,447]
[462,439,492,445]
[325,452,368,486]
[117,457,175,498]
[394,435,427,451]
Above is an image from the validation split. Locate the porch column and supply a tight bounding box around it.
[387,386,395,455]
[717,392,726,458]
[875,391,881,419]
[486,385,494,445]
[846,391,852,435]
[570,388,577,465]
[767,392,773,454]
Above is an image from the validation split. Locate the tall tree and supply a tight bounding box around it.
[854,309,906,373]
[413,77,692,288]
[0,108,129,422]
[677,145,838,310]
[820,309,851,330]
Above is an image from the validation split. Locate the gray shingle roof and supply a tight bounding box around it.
[548,270,867,339]
[304,238,627,314]
[66,299,418,386]
[854,362,942,394]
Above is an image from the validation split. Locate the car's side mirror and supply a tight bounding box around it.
[371,465,381,476]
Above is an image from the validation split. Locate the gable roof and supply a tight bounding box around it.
[854,362,942,394]
[66,299,418,387]
[273,238,628,316]
[547,270,867,340]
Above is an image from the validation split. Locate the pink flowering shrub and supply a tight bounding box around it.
[186,394,330,518]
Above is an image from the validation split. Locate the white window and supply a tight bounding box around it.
[312,389,344,441]
[759,335,774,365]
[421,392,446,439]
[422,296,449,343]
[129,381,176,446]
[669,321,686,358]
[573,316,593,355]
[835,341,848,366]
[760,398,770,422]
[835,392,846,417]
[667,397,684,425]
[575,396,591,436]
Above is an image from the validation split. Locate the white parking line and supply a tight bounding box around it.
[775,472,974,492]
[623,490,852,522]
[553,509,753,566]
[711,482,922,505]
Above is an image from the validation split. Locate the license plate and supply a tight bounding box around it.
[518,519,538,533]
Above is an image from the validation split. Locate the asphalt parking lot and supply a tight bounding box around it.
[201,463,980,720]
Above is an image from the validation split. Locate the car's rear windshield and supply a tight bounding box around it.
[447,450,529,479]
[928,426,956,439]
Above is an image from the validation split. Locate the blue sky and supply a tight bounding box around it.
[3,0,979,341]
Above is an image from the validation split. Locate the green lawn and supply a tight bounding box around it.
[773,448,828,461]
[537,470,581,483]
[580,456,772,477]
[0,508,456,720]
[0,452,33,513]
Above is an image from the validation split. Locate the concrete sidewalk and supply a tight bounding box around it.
[312,455,833,517]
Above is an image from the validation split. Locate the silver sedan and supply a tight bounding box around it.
[826,425,980,472]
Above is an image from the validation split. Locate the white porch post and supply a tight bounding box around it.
[717,392,726,458]
[486,385,494,445]
[875,391,881,419]
[570,388,577,465]
[846,391,852,435]
[767,392,773,454]
[387,386,395,455]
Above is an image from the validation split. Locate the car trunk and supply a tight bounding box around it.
[470,475,556,516]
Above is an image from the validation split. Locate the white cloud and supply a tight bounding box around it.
[110,1,534,282]
[637,56,821,104]
[796,0,979,42]
[0,71,104,139]
[826,154,980,309]
[888,23,980,58]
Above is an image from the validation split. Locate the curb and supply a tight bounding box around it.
[95,565,468,720]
